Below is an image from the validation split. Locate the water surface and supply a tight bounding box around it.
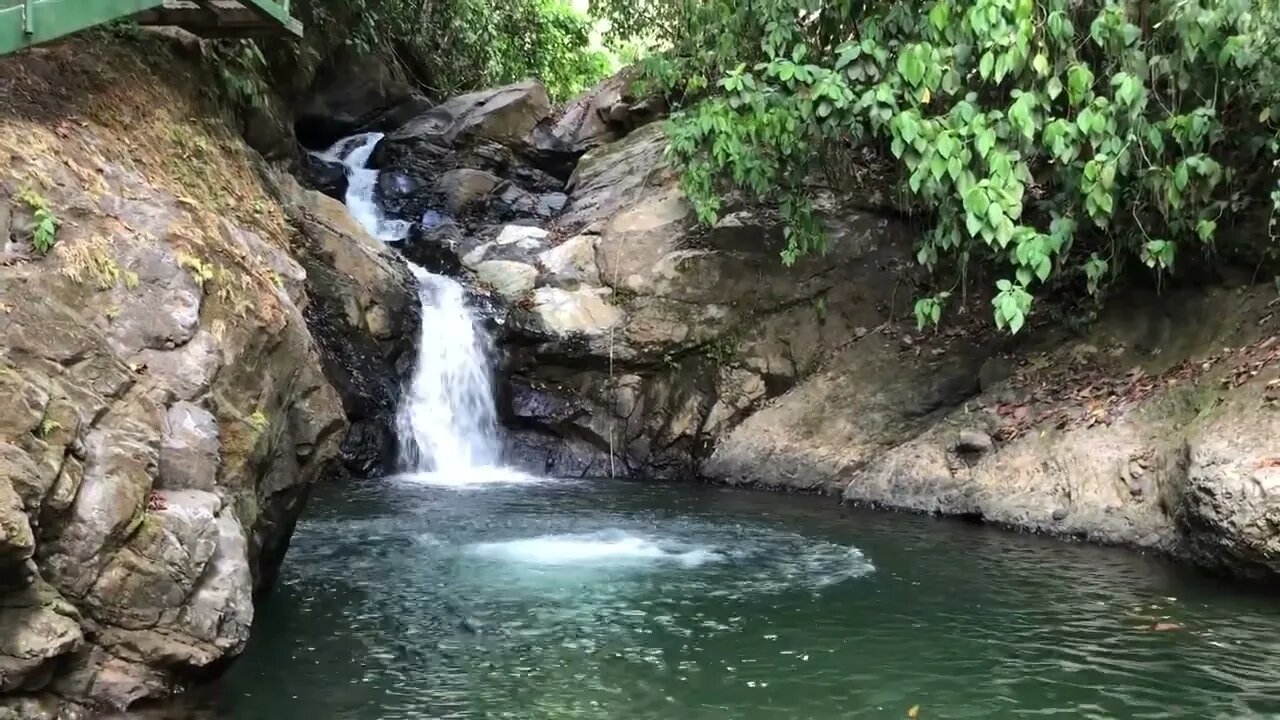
[166,477,1280,720]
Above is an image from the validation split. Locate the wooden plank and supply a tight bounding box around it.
[1,0,164,55]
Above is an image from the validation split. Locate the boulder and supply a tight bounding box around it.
[386,79,552,150]
[1180,407,1280,580]
[530,287,622,336]
[294,52,432,149]
[548,69,666,153]
[274,178,419,477]
[434,168,500,215]
[296,153,348,201]
[538,234,600,287]
[476,260,538,301]
[0,42,352,711]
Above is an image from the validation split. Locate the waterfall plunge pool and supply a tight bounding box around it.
[144,133,1280,719]
[151,477,1280,720]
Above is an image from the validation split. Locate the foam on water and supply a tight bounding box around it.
[467,530,724,568]
[391,466,545,489]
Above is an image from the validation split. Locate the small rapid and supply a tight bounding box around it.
[313,133,412,242]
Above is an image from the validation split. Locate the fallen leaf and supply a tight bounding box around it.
[907,705,920,719]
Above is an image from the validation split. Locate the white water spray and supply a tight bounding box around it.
[318,134,519,480]
[314,133,412,242]
[395,265,502,472]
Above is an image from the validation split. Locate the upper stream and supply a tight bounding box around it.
[144,134,1280,720]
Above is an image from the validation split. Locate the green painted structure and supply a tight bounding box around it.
[0,0,301,57]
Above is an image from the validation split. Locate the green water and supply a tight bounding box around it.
[166,477,1280,719]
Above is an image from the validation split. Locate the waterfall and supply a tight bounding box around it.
[312,132,412,243]
[317,134,513,479]
[395,265,501,472]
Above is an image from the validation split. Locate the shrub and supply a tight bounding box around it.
[626,0,1280,332]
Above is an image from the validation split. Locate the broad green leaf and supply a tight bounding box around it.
[1174,163,1189,191]
[929,2,950,32]
[1032,53,1050,76]
[979,52,994,80]
[1009,308,1025,334]
[976,128,996,157]
[1067,64,1094,105]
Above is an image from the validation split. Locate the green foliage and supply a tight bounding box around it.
[17,188,58,254]
[649,0,1280,333]
[208,40,271,111]
[246,409,270,435]
[293,0,617,100]
[177,253,223,288]
[36,417,61,438]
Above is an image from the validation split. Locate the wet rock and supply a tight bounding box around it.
[1052,507,1070,522]
[296,153,348,201]
[294,52,431,150]
[492,183,539,219]
[277,180,417,477]
[398,220,464,275]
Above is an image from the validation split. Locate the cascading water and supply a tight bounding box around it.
[313,132,412,243]
[395,265,501,473]
[317,134,520,481]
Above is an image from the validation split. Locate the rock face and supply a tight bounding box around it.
[0,41,409,714]
[269,176,419,477]
[294,51,432,150]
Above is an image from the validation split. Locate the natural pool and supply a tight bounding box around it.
[147,475,1280,720]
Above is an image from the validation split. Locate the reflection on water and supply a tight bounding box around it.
[134,479,1280,720]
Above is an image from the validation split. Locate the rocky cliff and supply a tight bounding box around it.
[0,39,413,716]
[319,72,1280,584]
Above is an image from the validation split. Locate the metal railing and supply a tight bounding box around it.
[1,0,301,57]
